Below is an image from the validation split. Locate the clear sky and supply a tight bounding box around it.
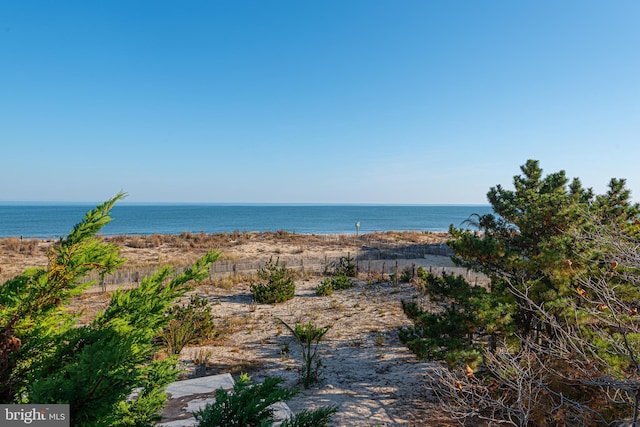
[1,1,639,204]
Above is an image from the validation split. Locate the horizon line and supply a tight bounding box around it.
[0,201,491,207]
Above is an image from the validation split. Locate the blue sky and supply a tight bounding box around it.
[1,1,639,204]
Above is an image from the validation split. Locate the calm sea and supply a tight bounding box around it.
[0,204,493,238]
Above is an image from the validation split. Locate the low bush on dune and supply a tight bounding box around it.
[250,257,295,304]
[194,374,337,427]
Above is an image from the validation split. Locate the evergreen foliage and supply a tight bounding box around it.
[400,271,504,366]
[315,254,356,296]
[279,406,338,427]
[250,257,295,304]
[0,194,220,426]
[194,376,296,427]
[330,273,353,290]
[441,160,639,355]
[402,160,640,424]
[315,273,352,297]
[335,253,357,277]
[314,279,334,296]
[194,375,337,427]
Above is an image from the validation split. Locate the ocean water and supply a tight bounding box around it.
[0,203,493,238]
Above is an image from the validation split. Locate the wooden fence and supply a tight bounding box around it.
[83,242,488,290]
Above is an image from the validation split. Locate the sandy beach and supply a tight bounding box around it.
[1,232,468,426]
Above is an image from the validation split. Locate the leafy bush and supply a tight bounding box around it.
[160,295,216,355]
[194,375,337,427]
[250,257,295,304]
[194,376,295,427]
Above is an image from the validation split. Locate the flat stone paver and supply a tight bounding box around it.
[165,373,235,399]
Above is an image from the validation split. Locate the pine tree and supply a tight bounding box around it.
[403,160,640,424]
[445,160,639,350]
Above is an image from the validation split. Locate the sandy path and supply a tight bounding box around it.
[182,263,456,426]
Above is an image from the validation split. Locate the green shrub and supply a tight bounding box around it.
[335,254,356,277]
[316,273,352,297]
[280,406,338,427]
[331,273,353,290]
[400,266,413,282]
[399,272,490,367]
[250,257,295,304]
[194,375,337,427]
[194,376,295,427]
[160,295,216,355]
[315,279,334,296]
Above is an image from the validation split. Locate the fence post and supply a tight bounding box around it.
[394,261,398,285]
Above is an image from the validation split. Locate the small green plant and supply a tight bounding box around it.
[336,253,357,277]
[391,266,413,283]
[250,257,295,304]
[315,279,334,296]
[316,272,352,297]
[194,375,337,427]
[192,348,212,366]
[400,266,413,282]
[160,295,216,355]
[280,344,290,361]
[331,273,353,290]
[280,406,338,427]
[277,319,331,388]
